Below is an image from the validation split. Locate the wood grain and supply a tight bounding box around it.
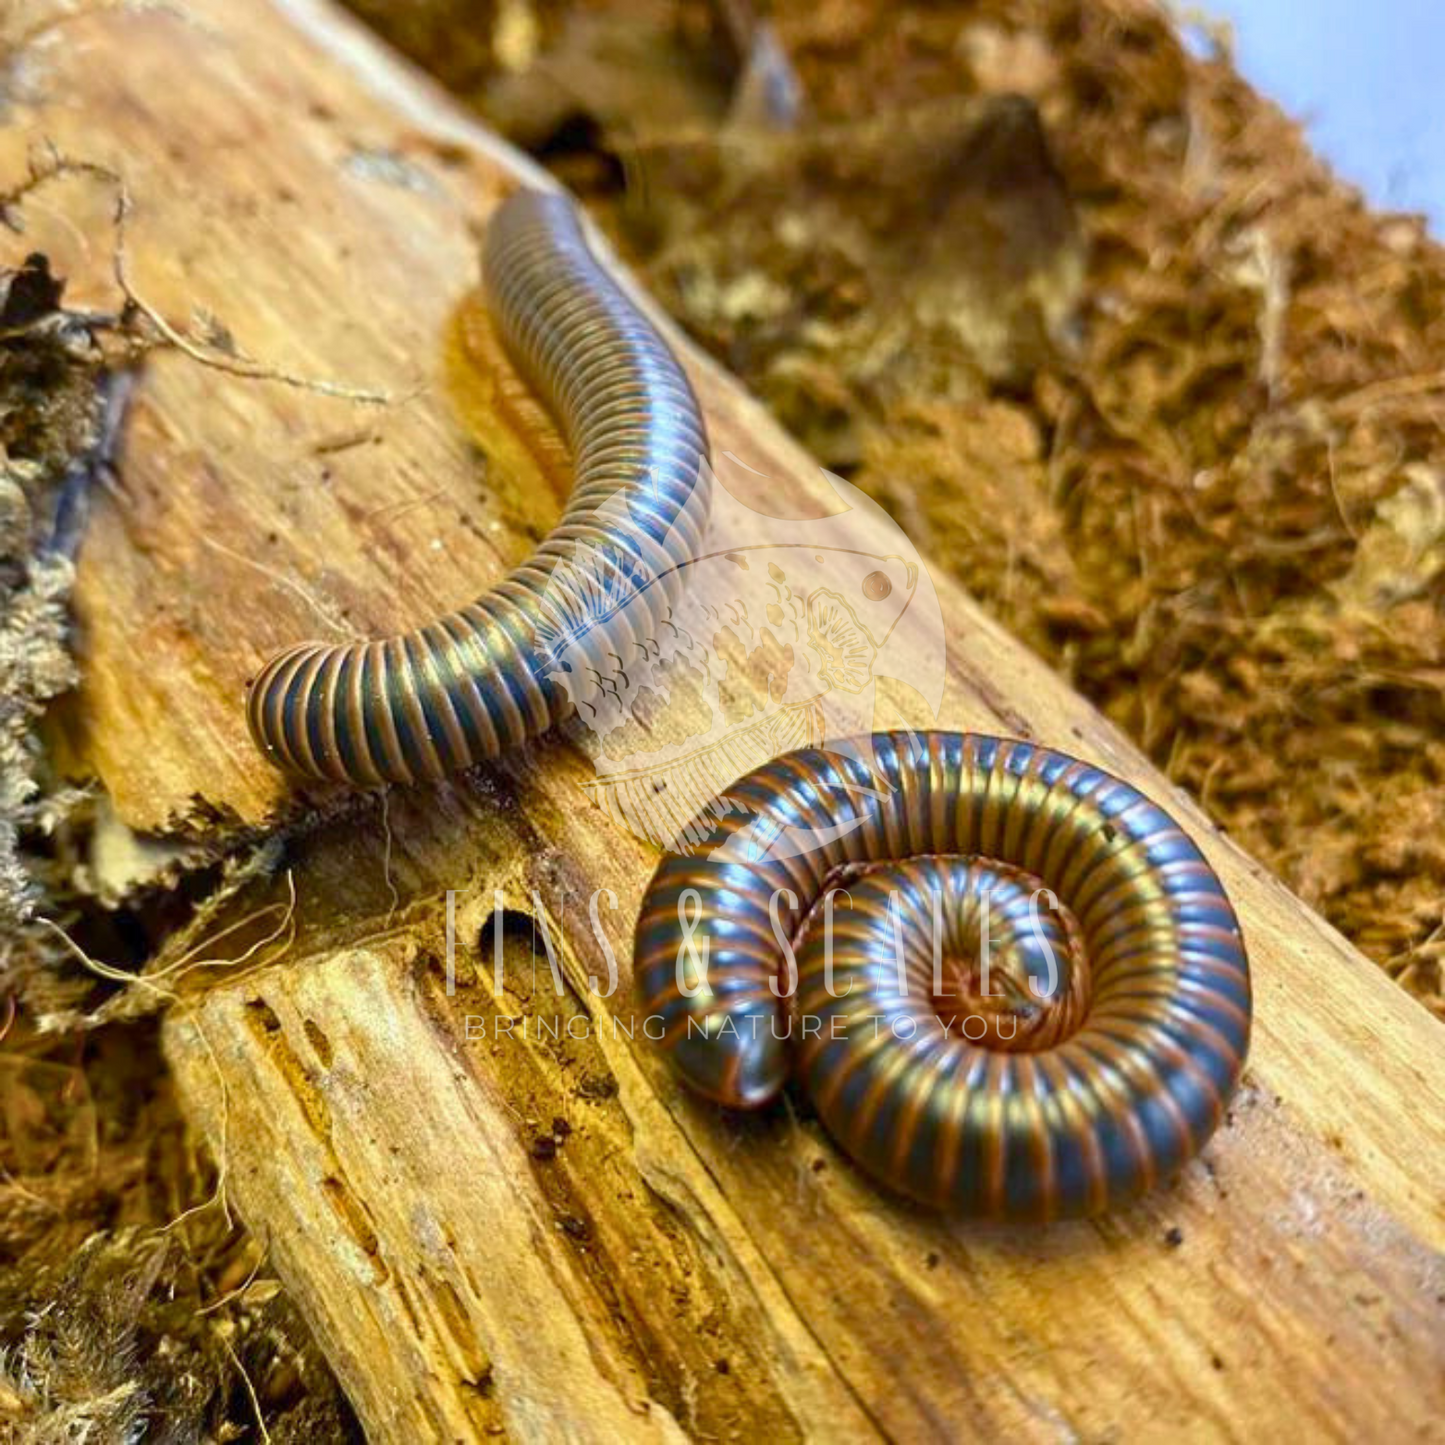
[6,0,1443,1439]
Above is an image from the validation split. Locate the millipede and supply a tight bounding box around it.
[246,189,712,784]
[635,731,1251,1221]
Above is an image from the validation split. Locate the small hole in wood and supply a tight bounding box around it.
[477,907,539,959]
[245,998,282,1035]
[303,1017,333,1068]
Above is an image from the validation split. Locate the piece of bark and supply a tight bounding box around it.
[6,0,1443,1440]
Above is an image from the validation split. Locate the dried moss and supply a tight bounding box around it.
[0,252,98,928]
[0,1016,360,1442]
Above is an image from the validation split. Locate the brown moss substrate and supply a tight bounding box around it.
[350,0,1445,1023]
[0,1017,359,1441]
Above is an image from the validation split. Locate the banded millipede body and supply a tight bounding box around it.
[634,732,1251,1220]
[246,190,712,784]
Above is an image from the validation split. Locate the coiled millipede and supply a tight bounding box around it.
[635,732,1251,1220]
[246,190,712,784]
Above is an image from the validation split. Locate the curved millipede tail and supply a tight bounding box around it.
[245,190,712,785]
[634,732,1251,1221]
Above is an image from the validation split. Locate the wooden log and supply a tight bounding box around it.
[7,0,1443,1439]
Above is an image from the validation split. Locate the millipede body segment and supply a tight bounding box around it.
[246,189,712,784]
[634,732,1251,1220]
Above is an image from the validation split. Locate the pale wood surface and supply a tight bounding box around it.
[7,0,1443,1440]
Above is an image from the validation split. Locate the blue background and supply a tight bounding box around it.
[1204,0,1440,228]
